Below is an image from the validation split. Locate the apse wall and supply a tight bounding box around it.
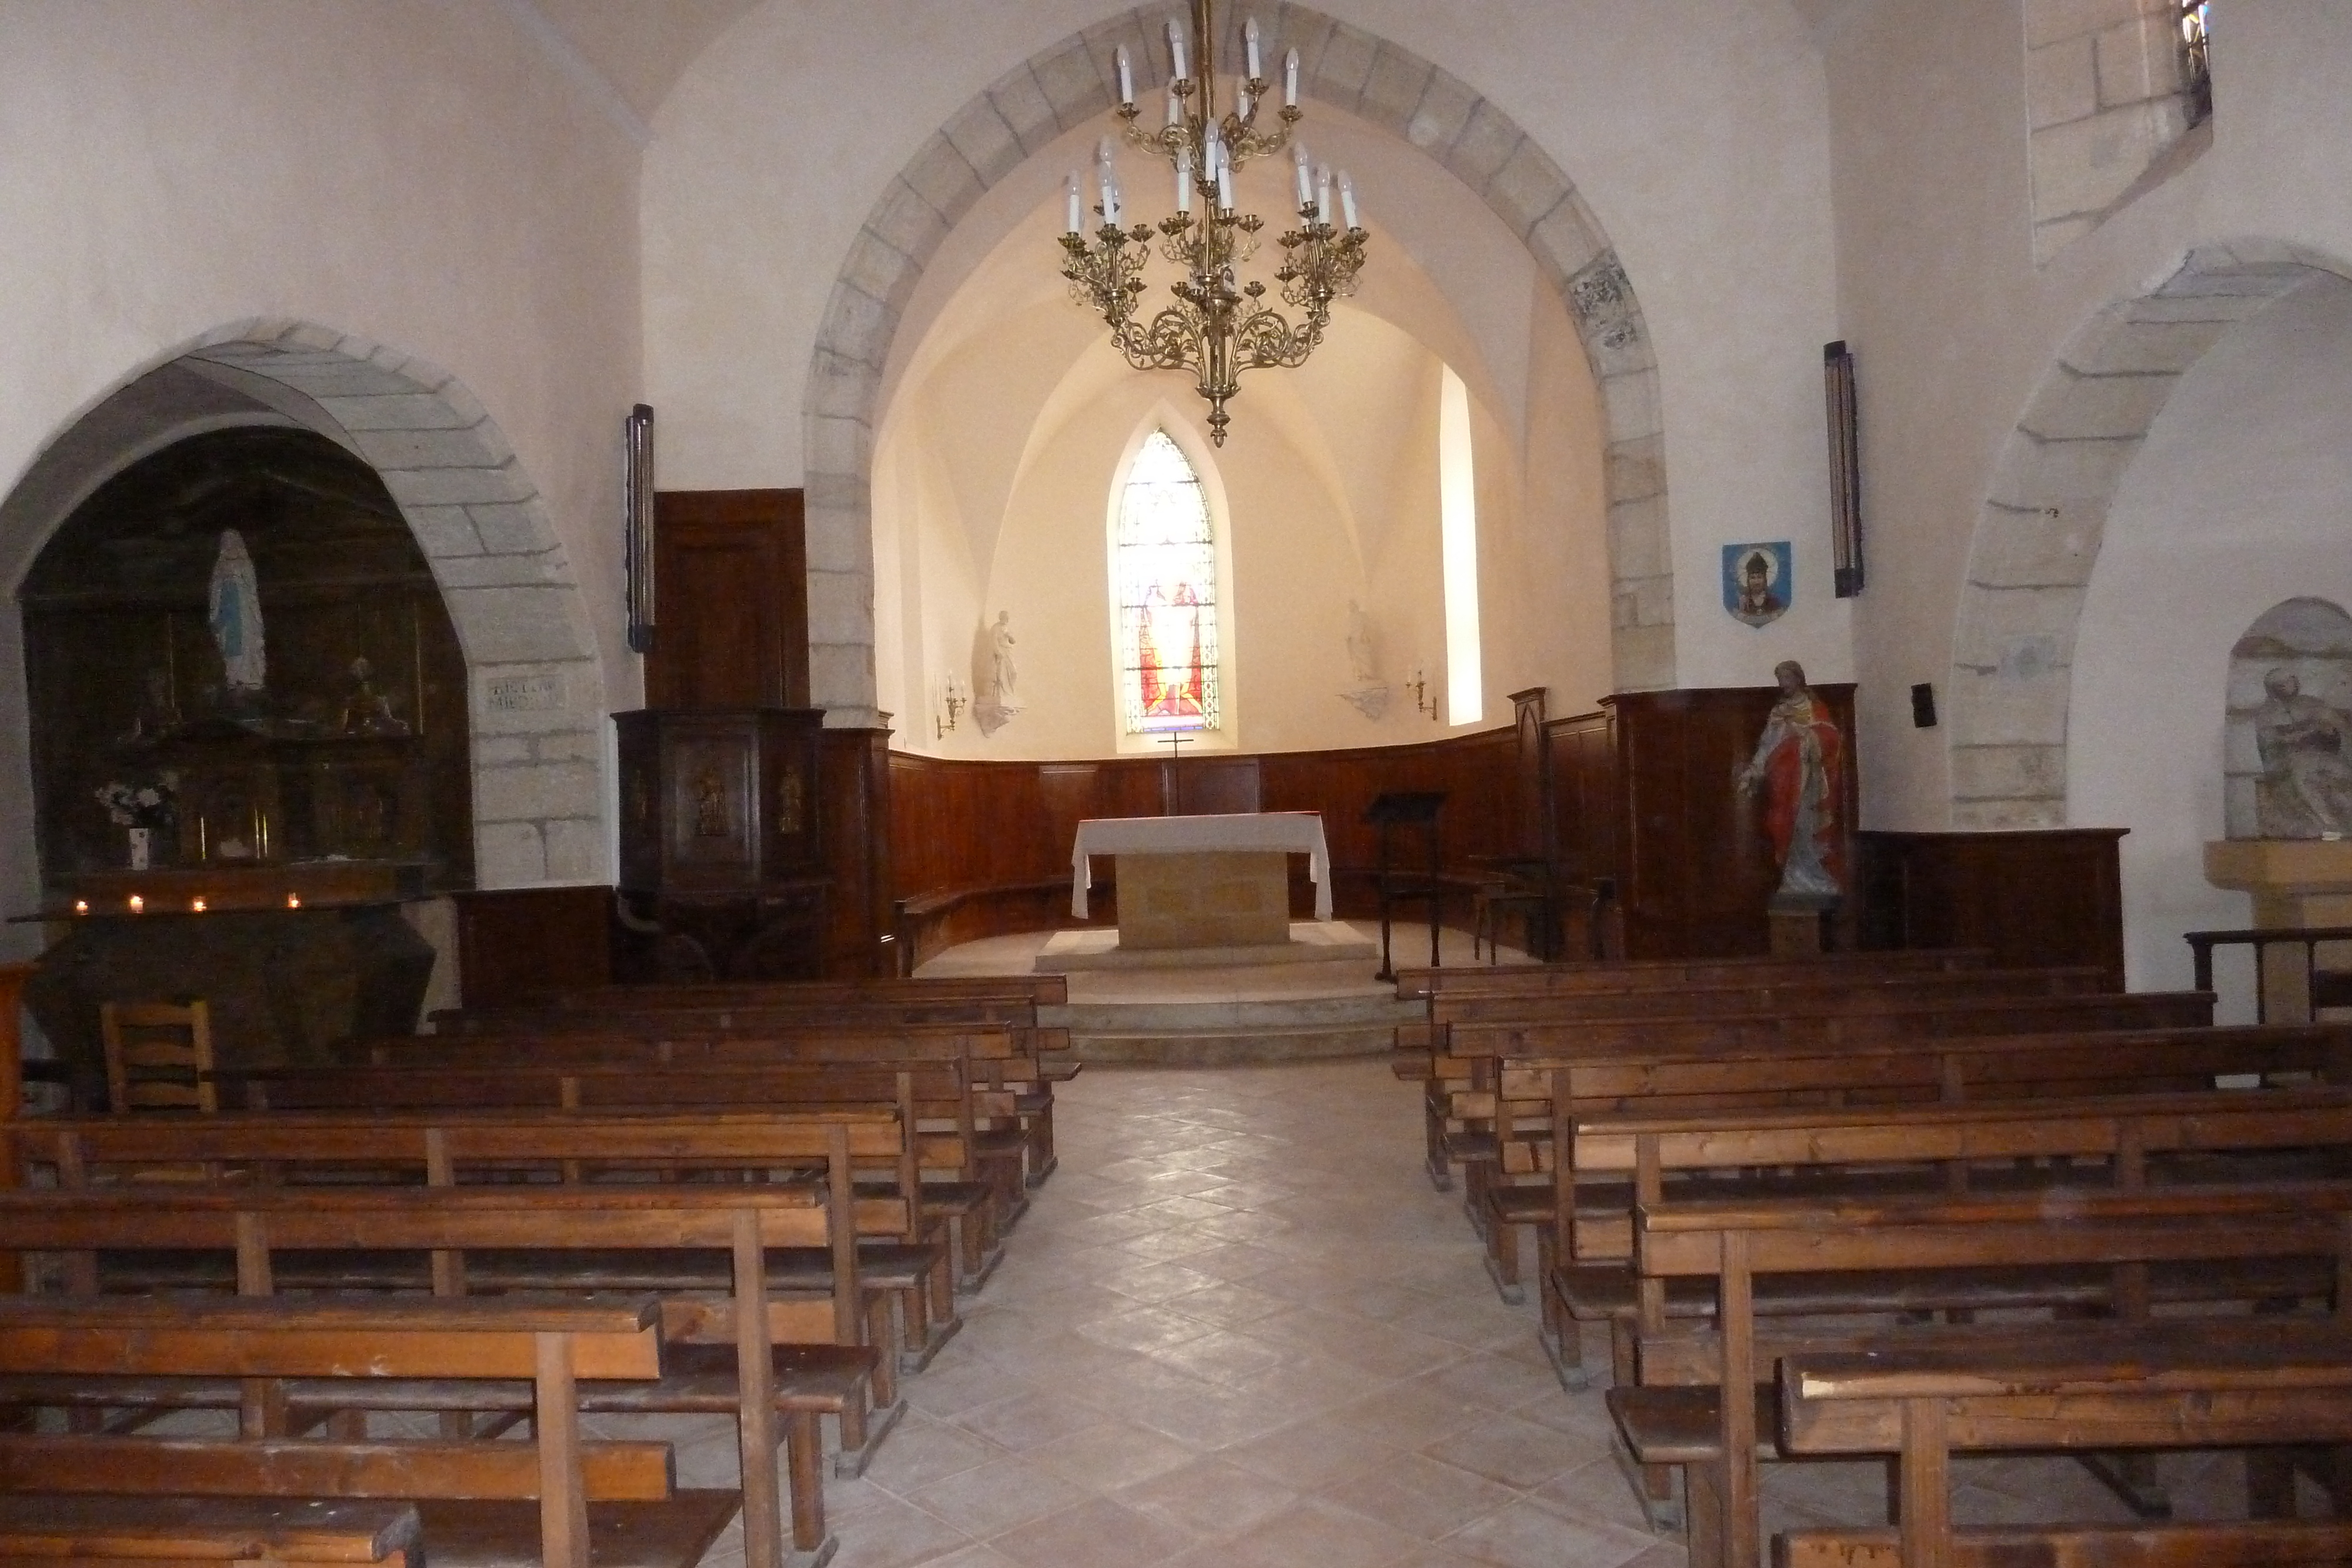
[642,0,1851,698]
[1819,0,2352,827]
[2069,276,2352,1004]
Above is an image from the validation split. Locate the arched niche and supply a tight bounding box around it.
[2225,598,2352,841]
[0,321,609,898]
[19,427,475,890]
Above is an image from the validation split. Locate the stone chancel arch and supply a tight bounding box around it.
[1949,241,2352,829]
[801,3,1673,724]
[4,320,610,888]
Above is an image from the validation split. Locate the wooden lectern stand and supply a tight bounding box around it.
[1367,792,1448,983]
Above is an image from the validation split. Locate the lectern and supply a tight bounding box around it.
[1366,791,1447,982]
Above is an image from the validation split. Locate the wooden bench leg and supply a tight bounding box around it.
[1424,1096,1454,1192]
[784,1408,831,1563]
[1484,1209,1525,1305]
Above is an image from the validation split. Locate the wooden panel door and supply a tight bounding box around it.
[647,490,810,710]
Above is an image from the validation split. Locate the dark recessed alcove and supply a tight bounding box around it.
[21,426,473,891]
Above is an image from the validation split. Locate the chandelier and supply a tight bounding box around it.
[1060,0,1369,446]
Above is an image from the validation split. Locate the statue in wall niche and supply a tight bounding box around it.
[2254,668,2352,837]
[1347,600,1378,684]
[1738,660,1846,902]
[986,611,1018,703]
[206,529,266,698]
[339,659,409,737]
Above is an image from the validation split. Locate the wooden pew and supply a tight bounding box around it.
[0,1495,423,1568]
[213,1053,1011,1290]
[1392,948,1992,1002]
[1505,1021,2352,1375]
[1620,1183,2352,1568]
[0,1293,723,1568]
[0,1182,879,1567]
[16,1101,963,1378]
[1776,1319,2352,1568]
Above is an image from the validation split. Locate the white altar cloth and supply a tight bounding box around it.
[1071,812,1332,921]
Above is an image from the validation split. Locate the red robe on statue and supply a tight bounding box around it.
[1755,691,1845,894]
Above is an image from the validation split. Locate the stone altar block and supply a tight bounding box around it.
[1071,813,1332,954]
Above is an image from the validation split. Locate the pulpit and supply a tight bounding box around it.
[2203,838,2352,1019]
[616,708,830,981]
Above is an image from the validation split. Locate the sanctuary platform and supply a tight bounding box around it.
[920,920,1524,1067]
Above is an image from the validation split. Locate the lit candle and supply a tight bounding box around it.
[1167,18,1187,80]
[1177,158,1193,215]
[127,895,143,914]
[191,897,206,914]
[1315,165,1332,225]
[286,893,302,910]
[1117,44,1134,107]
[1339,170,1358,230]
[1294,143,1312,208]
[1067,175,1083,235]
[1245,16,1262,80]
[1284,47,1299,108]
[72,900,87,915]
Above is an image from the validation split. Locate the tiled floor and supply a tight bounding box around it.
[683,1058,1678,1568]
[676,1057,2257,1568]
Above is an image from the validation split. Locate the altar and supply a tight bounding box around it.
[1070,811,1332,951]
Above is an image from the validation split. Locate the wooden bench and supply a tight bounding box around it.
[1777,1319,2352,1568]
[1619,1182,2352,1568]
[216,1053,1013,1290]
[0,1293,727,1568]
[0,1182,884,1568]
[0,1495,423,1567]
[1392,948,1993,1003]
[1495,1021,2352,1375]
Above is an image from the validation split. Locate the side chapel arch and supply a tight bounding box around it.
[801,4,1672,724]
[1948,240,2352,828]
[0,320,609,887]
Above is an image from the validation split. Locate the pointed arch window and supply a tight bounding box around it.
[1115,431,1222,734]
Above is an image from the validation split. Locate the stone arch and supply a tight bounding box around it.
[0,319,608,886]
[801,4,1672,724]
[1947,240,2352,828]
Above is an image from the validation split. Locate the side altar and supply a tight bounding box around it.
[1045,811,1371,971]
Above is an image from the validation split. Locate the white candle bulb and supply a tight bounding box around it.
[1167,88,1182,126]
[1238,83,1252,120]
[1218,160,1235,213]
[1177,159,1193,215]
[1284,48,1299,108]
[1117,45,1134,107]
[1339,171,1358,229]
[1098,135,1117,169]
[1245,16,1262,79]
[1293,143,1312,207]
[1067,175,1083,235]
[1101,165,1120,228]
[1315,165,1332,225]
[1167,18,1187,80]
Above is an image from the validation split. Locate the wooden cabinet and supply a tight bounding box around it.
[1857,829,2127,988]
[646,490,810,710]
[615,708,829,981]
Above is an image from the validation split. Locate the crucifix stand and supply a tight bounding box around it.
[1159,731,1192,816]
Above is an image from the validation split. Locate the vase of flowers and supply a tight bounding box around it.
[96,774,177,870]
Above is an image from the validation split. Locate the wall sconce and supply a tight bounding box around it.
[1406,664,1439,722]
[935,674,968,738]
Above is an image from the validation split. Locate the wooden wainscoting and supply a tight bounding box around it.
[887,730,1522,969]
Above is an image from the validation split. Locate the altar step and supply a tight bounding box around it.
[1044,988,1418,1067]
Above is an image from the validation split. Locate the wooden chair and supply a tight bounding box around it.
[99,999,215,1114]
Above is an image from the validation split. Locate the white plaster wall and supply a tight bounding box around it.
[2070,276,2352,1008]
[643,0,1849,691]
[0,2,650,925]
[1821,0,2352,828]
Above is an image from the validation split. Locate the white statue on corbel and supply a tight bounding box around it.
[1341,599,1390,720]
[972,609,1023,737]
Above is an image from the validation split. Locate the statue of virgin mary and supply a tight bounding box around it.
[208,529,267,694]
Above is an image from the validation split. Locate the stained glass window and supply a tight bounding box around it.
[1115,431,1222,734]
[2180,1,2211,126]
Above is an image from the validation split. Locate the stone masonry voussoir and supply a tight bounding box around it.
[399,505,487,559]
[476,761,600,825]
[800,500,873,574]
[1446,102,1522,192]
[443,586,593,666]
[900,134,986,232]
[985,64,1061,156]
[1485,140,1571,239]
[1031,37,1112,129]
[348,426,506,473]
[465,502,558,556]
[1309,22,1378,111]
[315,393,482,433]
[1357,46,1433,137]
[377,463,537,510]
[1405,69,1479,158]
[865,179,952,269]
[943,96,1026,188]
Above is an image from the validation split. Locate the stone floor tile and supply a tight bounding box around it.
[1220,1496,1424,1568]
[987,1497,1198,1568]
[1318,1451,1522,1540]
[819,1492,977,1568]
[1023,1419,1200,1492]
[905,1453,1094,1539]
[1423,1413,1612,1490]
[860,1414,1009,1494]
[948,1390,1118,1453]
[1439,1497,1657,1568]
[1219,1413,1412,1490]
[1114,1455,1301,1537]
